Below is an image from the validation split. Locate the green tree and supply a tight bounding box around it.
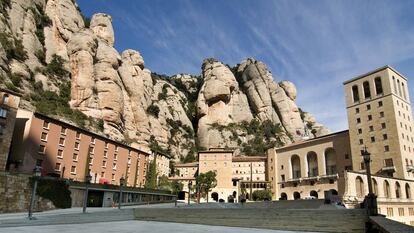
[144,159,157,189]
[252,190,272,201]
[158,175,183,192]
[196,171,217,203]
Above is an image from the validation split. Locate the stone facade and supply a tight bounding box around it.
[0,172,55,213]
[0,89,20,171]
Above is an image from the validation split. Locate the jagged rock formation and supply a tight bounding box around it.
[0,0,329,161]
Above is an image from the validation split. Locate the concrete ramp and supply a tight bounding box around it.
[134,208,367,233]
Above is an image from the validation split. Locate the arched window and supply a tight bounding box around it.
[374,77,383,95]
[406,184,411,199]
[402,83,407,100]
[280,192,288,200]
[310,190,318,198]
[397,79,402,97]
[293,191,301,200]
[396,182,401,198]
[325,148,337,175]
[384,180,391,198]
[352,85,360,102]
[392,76,397,94]
[356,176,364,197]
[363,81,371,99]
[306,151,318,177]
[372,178,378,195]
[291,155,301,179]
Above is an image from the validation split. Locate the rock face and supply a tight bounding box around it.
[0,0,329,161]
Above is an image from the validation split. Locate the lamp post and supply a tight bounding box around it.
[361,146,378,216]
[28,166,42,220]
[119,176,125,210]
[175,181,179,207]
[188,180,192,205]
[82,174,92,213]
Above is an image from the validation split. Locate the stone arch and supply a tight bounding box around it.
[280,192,287,200]
[291,154,301,179]
[356,176,364,197]
[306,151,318,177]
[330,189,338,195]
[384,180,390,198]
[324,148,337,175]
[310,190,318,198]
[374,77,383,95]
[372,178,378,195]
[352,85,359,102]
[211,192,219,202]
[293,191,301,200]
[406,183,411,199]
[395,181,401,198]
[363,81,371,99]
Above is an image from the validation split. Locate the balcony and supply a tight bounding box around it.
[382,165,396,172]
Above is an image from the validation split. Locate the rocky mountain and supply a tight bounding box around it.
[0,0,329,162]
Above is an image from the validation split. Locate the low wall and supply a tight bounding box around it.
[134,207,367,233]
[0,172,55,213]
[369,216,414,232]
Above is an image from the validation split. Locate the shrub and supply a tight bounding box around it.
[146,104,160,118]
[5,82,18,92]
[31,178,72,208]
[30,4,52,46]
[0,33,28,61]
[10,73,23,87]
[35,49,46,65]
[45,55,69,77]
[252,190,272,201]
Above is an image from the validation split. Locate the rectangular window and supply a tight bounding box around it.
[105,142,109,148]
[38,145,46,154]
[2,95,9,104]
[55,163,61,171]
[114,154,118,161]
[36,159,43,167]
[57,149,63,158]
[409,208,414,216]
[41,132,48,141]
[102,160,107,167]
[43,121,49,129]
[91,137,95,144]
[359,139,363,145]
[128,158,131,164]
[367,104,371,110]
[371,137,375,143]
[59,137,65,146]
[281,175,285,182]
[384,158,393,167]
[89,147,94,154]
[355,108,359,114]
[72,153,78,161]
[360,162,365,170]
[358,128,362,134]
[383,134,388,140]
[0,108,8,118]
[384,145,390,152]
[380,112,384,118]
[61,127,67,135]
[111,173,115,181]
[104,151,108,158]
[368,115,372,121]
[399,208,405,216]
[71,166,76,174]
[378,101,383,107]
[381,123,386,129]
[369,126,374,132]
[115,145,119,151]
[112,163,117,170]
[74,142,80,150]
[357,118,361,124]
[345,154,350,159]
[76,132,81,139]
[101,171,105,178]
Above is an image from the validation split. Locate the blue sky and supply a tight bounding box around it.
[78,0,414,132]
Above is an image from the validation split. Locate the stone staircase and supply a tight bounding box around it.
[134,208,367,233]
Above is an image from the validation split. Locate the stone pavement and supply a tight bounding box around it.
[0,220,319,233]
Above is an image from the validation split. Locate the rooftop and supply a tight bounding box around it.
[343,65,407,85]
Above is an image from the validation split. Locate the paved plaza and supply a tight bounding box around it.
[0,220,318,233]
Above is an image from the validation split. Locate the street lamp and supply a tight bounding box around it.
[28,166,42,220]
[361,146,377,216]
[82,174,92,213]
[188,181,192,205]
[119,176,125,210]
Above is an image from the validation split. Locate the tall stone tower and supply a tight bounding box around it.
[344,66,414,180]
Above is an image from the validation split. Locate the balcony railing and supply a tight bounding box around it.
[407,165,414,172]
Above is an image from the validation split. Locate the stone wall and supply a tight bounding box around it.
[0,172,55,213]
